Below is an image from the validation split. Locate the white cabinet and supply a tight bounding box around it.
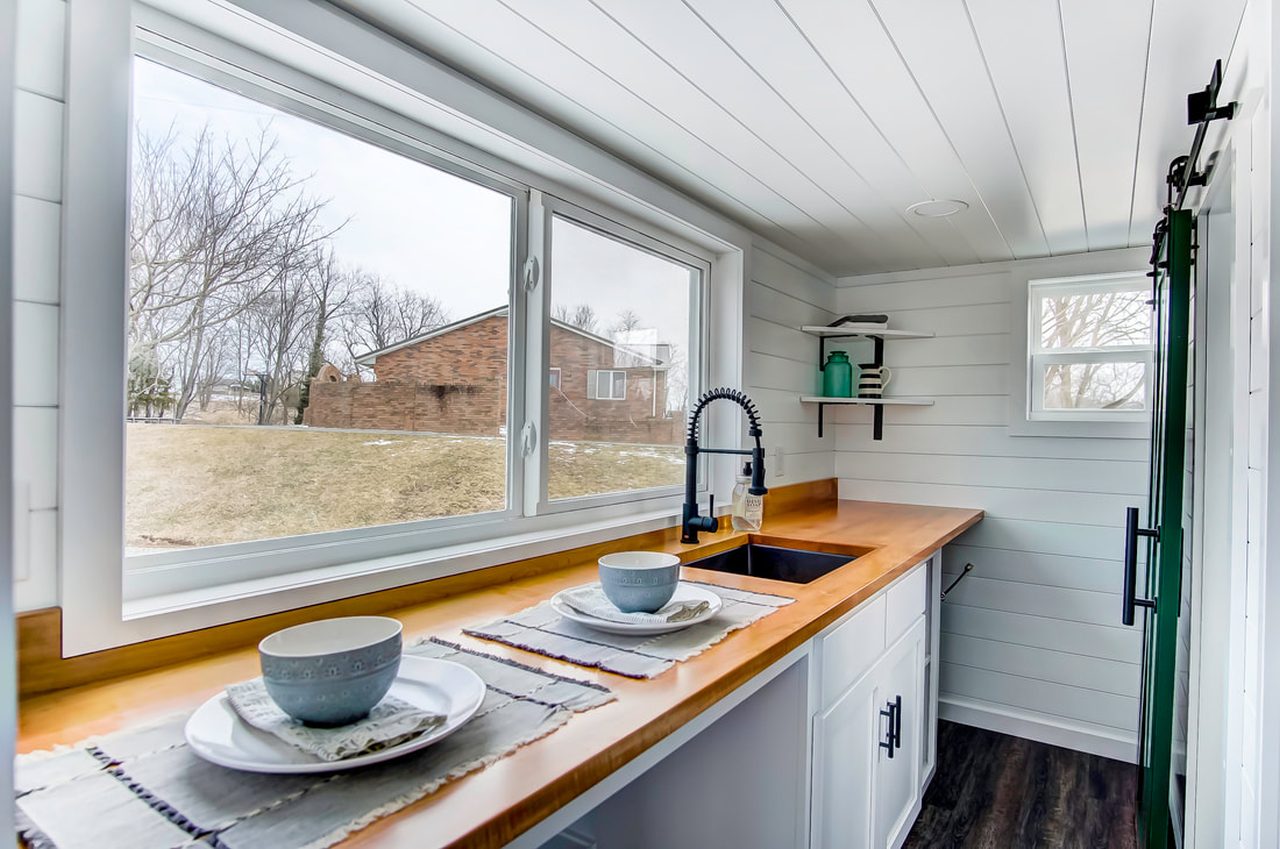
[873,617,926,849]
[810,557,935,849]
[812,661,879,849]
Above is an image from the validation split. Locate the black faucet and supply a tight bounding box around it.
[682,388,768,544]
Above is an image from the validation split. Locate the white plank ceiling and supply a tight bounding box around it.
[335,0,1248,275]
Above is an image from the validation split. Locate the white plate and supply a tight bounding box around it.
[185,655,486,774]
[550,582,723,635]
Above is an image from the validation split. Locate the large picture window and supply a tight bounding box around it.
[1027,274,1153,422]
[127,60,516,554]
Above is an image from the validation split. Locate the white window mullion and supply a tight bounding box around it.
[505,190,532,521]
[521,189,550,517]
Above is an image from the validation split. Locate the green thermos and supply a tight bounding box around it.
[822,351,853,397]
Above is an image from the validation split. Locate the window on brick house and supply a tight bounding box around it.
[588,370,627,401]
[548,368,562,389]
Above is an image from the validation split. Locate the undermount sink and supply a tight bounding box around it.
[685,543,861,584]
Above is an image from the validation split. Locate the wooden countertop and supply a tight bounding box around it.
[17,498,981,848]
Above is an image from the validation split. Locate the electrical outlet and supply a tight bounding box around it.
[773,445,786,477]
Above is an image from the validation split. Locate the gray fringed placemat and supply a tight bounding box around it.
[15,638,614,849]
[464,580,795,679]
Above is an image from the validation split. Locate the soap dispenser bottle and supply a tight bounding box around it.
[731,461,765,531]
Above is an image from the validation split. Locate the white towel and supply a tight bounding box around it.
[225,678,445,762]
[559,583,711,625]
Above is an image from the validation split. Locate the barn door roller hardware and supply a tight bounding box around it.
[1151,60,1238,270]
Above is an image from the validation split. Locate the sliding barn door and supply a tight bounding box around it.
[1124,208,1192,849]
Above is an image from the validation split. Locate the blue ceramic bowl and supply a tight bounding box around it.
[598,551,682,613]
[258,616,403,727]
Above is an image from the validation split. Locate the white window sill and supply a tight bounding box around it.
[1007,410,1151,439]
[123,506,688,622]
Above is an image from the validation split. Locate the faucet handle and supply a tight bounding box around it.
[707,494,719,533]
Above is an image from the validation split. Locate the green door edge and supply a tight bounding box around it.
[1139,208,1192,849]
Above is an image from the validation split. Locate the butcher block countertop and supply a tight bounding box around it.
[18,496,982,849]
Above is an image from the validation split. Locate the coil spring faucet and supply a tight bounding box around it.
[682,388,768,544]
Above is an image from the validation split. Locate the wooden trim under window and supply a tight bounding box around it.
[18,478,837,698]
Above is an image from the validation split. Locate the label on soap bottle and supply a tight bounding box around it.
[742,493,764,528]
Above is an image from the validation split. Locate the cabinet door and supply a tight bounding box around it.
[874,617,926,849]
[811,664,880,849]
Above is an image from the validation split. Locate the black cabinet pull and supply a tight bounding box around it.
[879,697,900,758]
[879,702,895,758]
[892,695,902,750]
[1122,507,1158,626]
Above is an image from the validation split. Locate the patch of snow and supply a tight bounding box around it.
[363,439,399,446]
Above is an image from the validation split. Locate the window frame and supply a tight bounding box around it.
[535,195,710,516]
[592,370,628,401]
[1026,273,1154,423]
[57,3,727,655]
[118,42,533,598]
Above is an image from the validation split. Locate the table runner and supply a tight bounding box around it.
[15,638,614,849]
[463,580,795,679]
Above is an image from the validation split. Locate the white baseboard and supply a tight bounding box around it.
[939,695,1139,763]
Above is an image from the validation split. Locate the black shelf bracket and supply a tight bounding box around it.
[872,336,885,441]
[814,332,888,441]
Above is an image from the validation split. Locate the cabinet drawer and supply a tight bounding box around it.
[885,561,928,646]
[819,595,886,708]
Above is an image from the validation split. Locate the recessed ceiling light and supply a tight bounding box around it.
[907,199,969,218]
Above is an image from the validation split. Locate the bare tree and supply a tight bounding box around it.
[1040,289,1149,409]
[245,244,322,424]
[553,302,599,334]
[128,124,336,420]
[295,248,355,423]
[611,308,642,337]
[341,275,449,377]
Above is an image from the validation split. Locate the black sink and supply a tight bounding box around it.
[686,543,858,584]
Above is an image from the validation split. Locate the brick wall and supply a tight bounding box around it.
[304,314,683,444]
[305,382,506,435]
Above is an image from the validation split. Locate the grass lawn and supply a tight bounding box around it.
[125,423,684,550]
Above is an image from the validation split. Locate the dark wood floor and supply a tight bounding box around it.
[903,721,1138,849]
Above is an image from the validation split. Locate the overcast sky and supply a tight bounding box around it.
[132,59,696,360]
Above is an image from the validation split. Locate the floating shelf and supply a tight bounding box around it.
[799,326,935,340]
[800,396,934,406]
[801,396,934,439]
[801,322,935,440]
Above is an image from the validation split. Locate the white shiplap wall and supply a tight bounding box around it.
[11,0,64,611]
[832,248,1150,760]
[747,244,836,487]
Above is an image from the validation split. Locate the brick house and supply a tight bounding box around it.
[304,307,682,444]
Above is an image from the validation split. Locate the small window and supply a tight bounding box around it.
[589,370,627,401]
[548,367,562,390]
[1027,274,1153,421]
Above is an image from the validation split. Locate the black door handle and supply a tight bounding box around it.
[1122,507,1158,626]
[892,695,902,750]
[879,699,897,758]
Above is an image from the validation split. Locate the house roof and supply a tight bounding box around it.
[353,305,669,367]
